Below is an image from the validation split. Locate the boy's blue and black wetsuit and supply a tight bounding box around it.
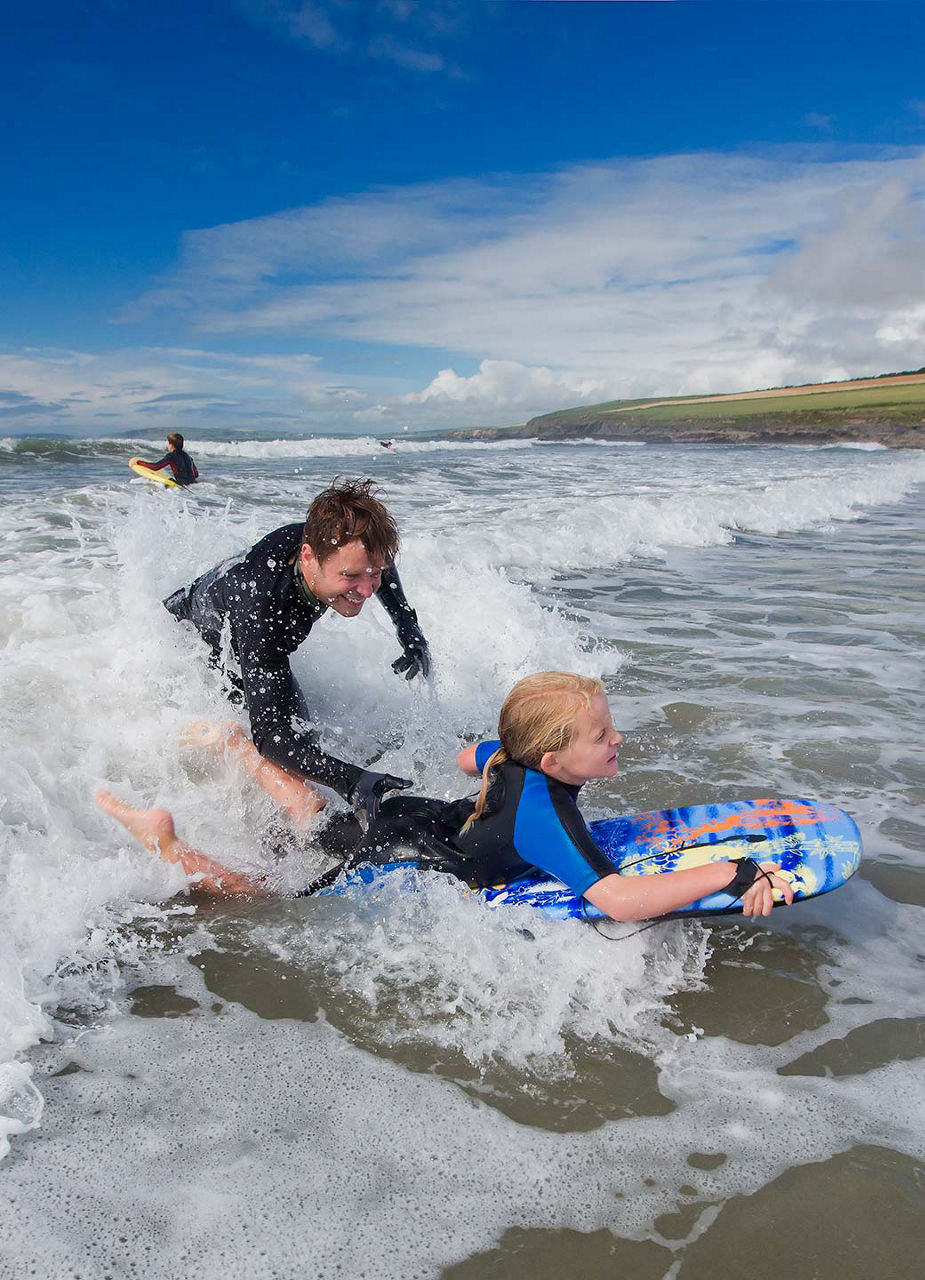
[163,523,429,801]
[147,449,199,486]
[449,740,616,892]
[316,739,615,897]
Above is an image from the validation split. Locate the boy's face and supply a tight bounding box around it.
[548,693,623,786]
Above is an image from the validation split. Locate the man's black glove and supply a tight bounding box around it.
[349,768,413,831]
[391,614,431,681]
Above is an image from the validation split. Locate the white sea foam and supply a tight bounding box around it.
[535,437,648,447]
[262,871,710,1069]
[816,440,889,451]
[0,473,611,1110]
[1,439,923,1275]
[2,979,923,1278]
[418,449,925,575]
[91,434,535,460]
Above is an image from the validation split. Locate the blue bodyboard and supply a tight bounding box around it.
[329,797,861,922]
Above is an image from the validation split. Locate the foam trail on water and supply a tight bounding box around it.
[3,985,923,1278]
[181,436,534,459]
[0,434,535,462]
[419,451,925,574]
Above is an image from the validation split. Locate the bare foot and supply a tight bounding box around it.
[179,720,245,753]
[95,789,180,860]
[95,788,265,897]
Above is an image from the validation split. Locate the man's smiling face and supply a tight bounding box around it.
[298,539,385,617]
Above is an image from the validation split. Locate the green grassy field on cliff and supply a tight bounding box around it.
[520,373,925,445]
[449,371,925,447]
[604,380,925,422]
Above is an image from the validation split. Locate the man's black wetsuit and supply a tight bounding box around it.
[163,523,427,801]
[147,449,199,486]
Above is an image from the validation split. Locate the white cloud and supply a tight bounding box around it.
[351,403,394,421]
[118,175,536,323]
[122,147,925,415]
[12,147,925,435]
[875,302,925,346]
[0,344,612,435]
[405,360,610,417]
[0,347,405,435]
[764,177,925,308]
[368,34,444,73]
[286,3,339,49]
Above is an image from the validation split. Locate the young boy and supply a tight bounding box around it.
[145,433,199,486]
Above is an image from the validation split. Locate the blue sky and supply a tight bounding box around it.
[3,0,925,436]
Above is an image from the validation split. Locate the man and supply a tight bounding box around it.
[144,432,199,486]
[163,479,430,820]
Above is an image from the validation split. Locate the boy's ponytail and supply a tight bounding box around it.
[461,746,508,832]
[463,672,605,829]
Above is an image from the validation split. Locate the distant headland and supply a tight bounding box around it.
[452,369,925,448]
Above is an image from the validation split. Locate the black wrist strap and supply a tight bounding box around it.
[724,856,769,902]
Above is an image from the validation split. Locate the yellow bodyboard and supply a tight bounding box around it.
[129,456,180,488]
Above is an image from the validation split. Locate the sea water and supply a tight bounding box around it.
[0,434,923,1278]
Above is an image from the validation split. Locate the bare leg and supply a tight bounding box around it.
[181,721,327,830]
[95,789,266,898]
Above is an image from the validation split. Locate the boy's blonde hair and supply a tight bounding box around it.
[464,672,605,829]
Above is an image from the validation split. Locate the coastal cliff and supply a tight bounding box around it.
[452,372,925,448]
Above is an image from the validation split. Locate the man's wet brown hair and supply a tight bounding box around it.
[167,432,184,450]
[302,479,399,565]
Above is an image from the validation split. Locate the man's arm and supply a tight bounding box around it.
[233,634,362,799]
[144,454,172,472]
[376,564,431,680]
[229,625,412,815]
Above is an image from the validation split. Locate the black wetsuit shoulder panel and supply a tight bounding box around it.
[452,756,615,895]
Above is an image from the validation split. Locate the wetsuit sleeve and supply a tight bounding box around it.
[475,740,502,771]
[227,616,362,800]
[376,564,422,636]
[146,454,172,472]
[513,773,616,897]
[375,563,430,680]
[192,460,199,480]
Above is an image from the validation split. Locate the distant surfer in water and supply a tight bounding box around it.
[96,673,792,920]
[378,440,394,451]
[162,479,431,823]
[143,433,199,486]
